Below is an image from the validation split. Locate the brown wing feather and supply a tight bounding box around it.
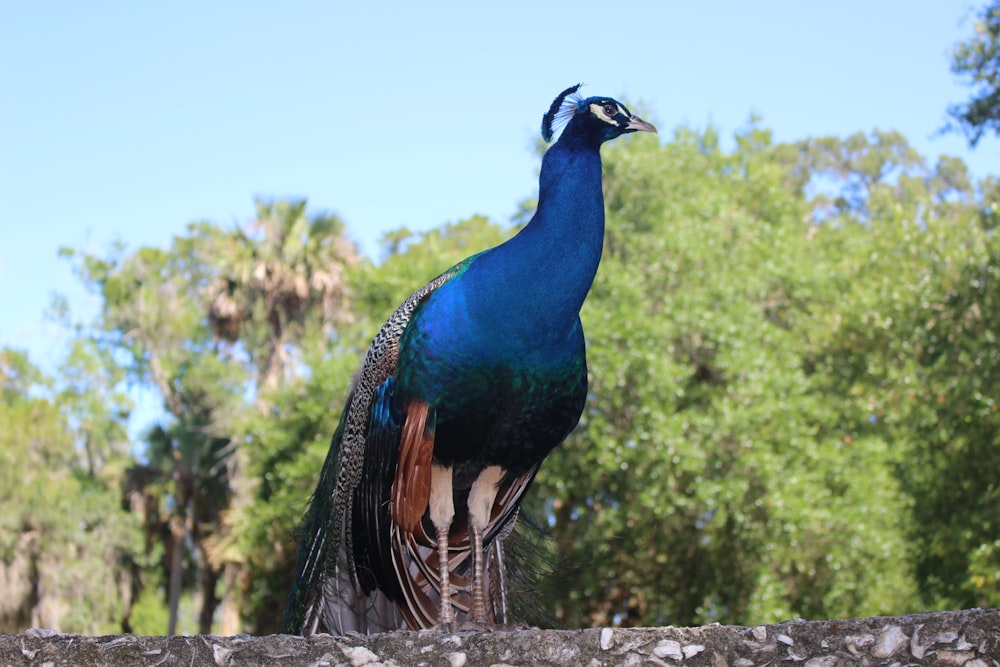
[387,466,539,628]
[391,400,436,534]
[285,261,470,636]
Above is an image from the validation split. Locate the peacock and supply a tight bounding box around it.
[282,85,656,635]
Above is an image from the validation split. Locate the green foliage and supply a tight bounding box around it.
[531,125,922,626]
[19,118,1000,633]
[0,348,138,634]
[235,125,995,629]
[948,0,1000,144]
[54,337,134,486]
[902,250,1000,609]
[58,199,361,634]
[64,229,241,634]
[796,129,1000,613]
[237,340,359,631]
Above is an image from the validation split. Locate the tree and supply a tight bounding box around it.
[790,131,1000,612]
[238,130,996,629]
[46,123,998,632]
[948,0,1000,145]
[199,199,359,633]
[202,199,357,397]
[0,347,139,633]
[64,238,245,635]
[528,124,921,627]
[62,199,360,635]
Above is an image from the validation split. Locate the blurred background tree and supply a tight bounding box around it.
[948,0,1000,144]
[0,347,137,634]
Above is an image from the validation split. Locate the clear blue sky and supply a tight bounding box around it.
[1,0,996,380]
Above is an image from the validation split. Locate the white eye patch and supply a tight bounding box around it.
[589,102,624,126]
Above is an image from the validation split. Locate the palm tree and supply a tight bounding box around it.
[205,199,356,393]
[72,199,359,634]
[200,199,360,632]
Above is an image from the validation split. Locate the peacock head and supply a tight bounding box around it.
[541,84,657,146]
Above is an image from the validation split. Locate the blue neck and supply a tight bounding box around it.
[467,140,605,343]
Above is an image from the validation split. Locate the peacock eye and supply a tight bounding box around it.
[603,103,617,117]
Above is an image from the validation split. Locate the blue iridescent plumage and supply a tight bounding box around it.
[282,85,656,634]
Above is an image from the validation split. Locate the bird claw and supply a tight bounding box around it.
[458,619,499,632]
[456,619,532,632]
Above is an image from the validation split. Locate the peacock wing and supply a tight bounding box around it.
[282,258,472,635]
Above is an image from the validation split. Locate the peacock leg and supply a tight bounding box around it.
[466,465,504,625]
[429,463,456,630]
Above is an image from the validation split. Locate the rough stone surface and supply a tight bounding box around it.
[0,608,997,666]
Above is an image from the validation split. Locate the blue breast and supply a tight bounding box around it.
[397,142,603,395]
[392,141,605,471]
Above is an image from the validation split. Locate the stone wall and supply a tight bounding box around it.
[1,608,997,666]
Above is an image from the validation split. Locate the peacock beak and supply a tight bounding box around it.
[626,115,657,133]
